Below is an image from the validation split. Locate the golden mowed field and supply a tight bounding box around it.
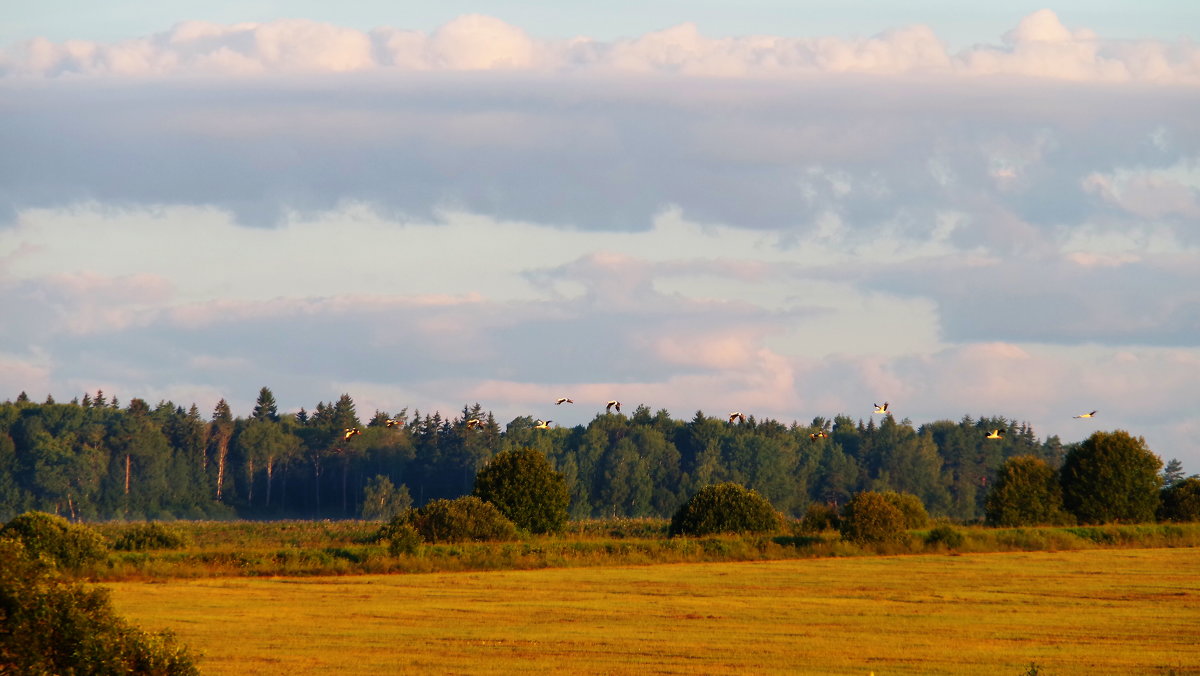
[108,548,1200,675]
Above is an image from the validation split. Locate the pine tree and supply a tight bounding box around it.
[251,387,279,422]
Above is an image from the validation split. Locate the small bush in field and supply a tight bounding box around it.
[0,538,198,674]
[880,491,930,529]
[0,511,108,571]
[839,491,907,545]
[111,523,189,551]
[799,502,841,533]
[668,483,783,537]
[386,523,423,556]
[925,524,966,549]
[401,497,518,544]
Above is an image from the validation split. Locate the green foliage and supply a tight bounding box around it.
[473,447,570,533]
[385,523,423,556]
[1158,477,1200,523]
[0,511,108,570]
[839,491,907,545]
[361,475,413,521]
[668,482,783,537]
[924,524,965,549]
[1060,431,1162,524]
[111,522,189,551]
[985,455,1072,527]
[880,491,930,529]
[403,497,518,543]
[799,502,841,533]
[0,538,198,674]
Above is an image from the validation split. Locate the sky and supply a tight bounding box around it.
[1,3,1198,471]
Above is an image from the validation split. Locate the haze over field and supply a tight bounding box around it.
[1,2,1197,468]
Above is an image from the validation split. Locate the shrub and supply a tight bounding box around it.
[473,447,570,534]
[839,491,907,545]
[1158,477,1200,523]
[0,538,198,674]
[0,511,108,571]
[880,491,930,529]
[111,522,189,551]
[405,497,518,543]
[385,523,423,556]
[985,455,1072,527]
[925,524,965,549]
[799,502,841,533]
[668,482,783,537]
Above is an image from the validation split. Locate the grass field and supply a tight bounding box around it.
[108,547,1200,675]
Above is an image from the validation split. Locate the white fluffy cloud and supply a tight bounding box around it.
[3,11,1199,82]
[2,10,1198,470]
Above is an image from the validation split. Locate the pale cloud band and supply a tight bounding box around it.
[1,9,1198,471]
[3,10,1199,83]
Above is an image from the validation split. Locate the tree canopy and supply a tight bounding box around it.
[1060,430,1162,524]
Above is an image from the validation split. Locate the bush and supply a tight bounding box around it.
[0,538,198,674]
[473,448,570,534]
[111,522,189,551]
[404,497,518,544]
[1060,430,1162,524]
[1158,477,1200,523]
[985,455,1072,527]
[385,523,423,556]
[839,491,907,545]
[925,524,966,549]
[668,482,783,537]
[799,502,841,533]
[0,511,108,571]
[880,491,930,529]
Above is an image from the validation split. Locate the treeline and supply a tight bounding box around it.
[0,387,1096,522]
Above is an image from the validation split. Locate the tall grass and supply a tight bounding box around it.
[84,520,1200,581]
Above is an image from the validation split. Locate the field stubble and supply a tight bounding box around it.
[108,547,1200,675]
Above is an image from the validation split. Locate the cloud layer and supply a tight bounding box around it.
[4,11,1200,82]
[1,10,1198,470]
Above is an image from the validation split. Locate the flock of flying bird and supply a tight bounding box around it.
[336,399,1099,443]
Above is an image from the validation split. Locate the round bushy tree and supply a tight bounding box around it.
[839,491,906,545]
[1060,431,1162,524]
[0,538,198,674]
[406,496,518,543]
[111,522,189,551]
[1158,477,1200,523]
[668,482,783,537]
[880,491,930,529]
[799,502,841,534]
[0,511,108,570]
[473,447,570,534]
[985,455,1072,527]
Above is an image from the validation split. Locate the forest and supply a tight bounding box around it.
[0,386,1099,523]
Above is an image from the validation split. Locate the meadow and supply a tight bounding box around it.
[107,547,1200,675]
[88,519,1200,580]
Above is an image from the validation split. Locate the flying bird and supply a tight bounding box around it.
[534,419,552,429]
[343,427,361,441]
[728,412,746,424]
[985,429,1004,440]
[606,401,621,414]
[873,402,889,414]
[1073,410,1098,419]
[555,398,574,405]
